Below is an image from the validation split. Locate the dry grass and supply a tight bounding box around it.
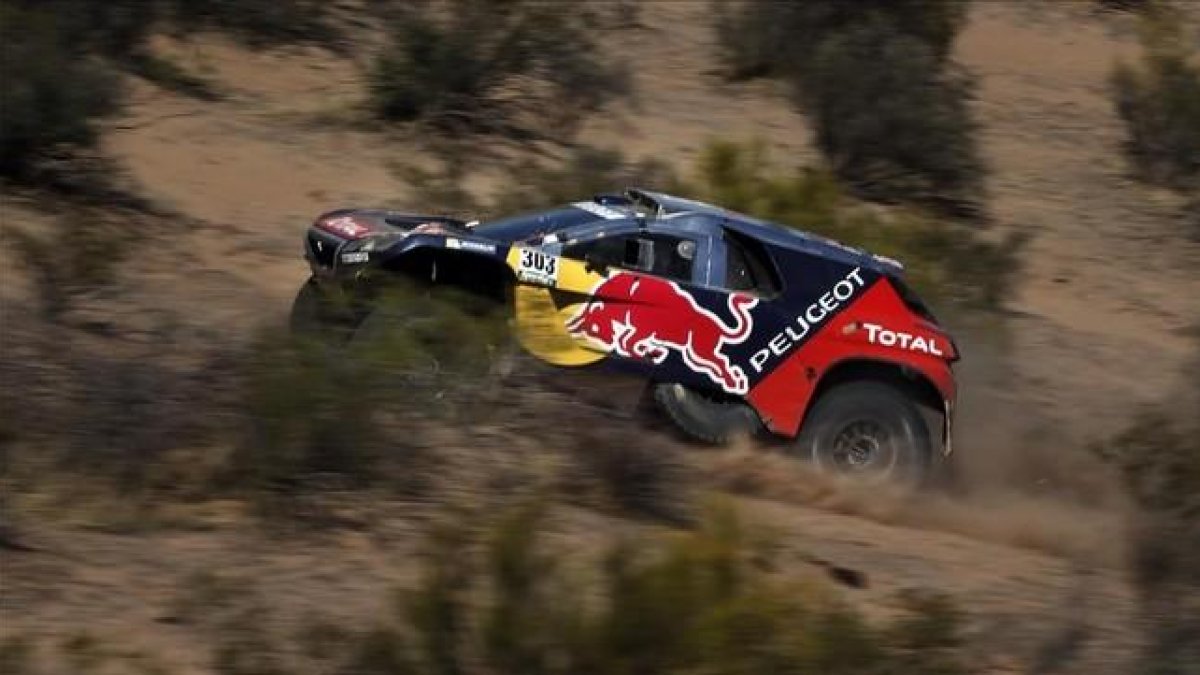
[699,443,1129,567]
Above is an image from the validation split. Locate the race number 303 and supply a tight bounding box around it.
[518,249,558,286]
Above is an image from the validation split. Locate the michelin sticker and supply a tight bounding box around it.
[446,238,496,254]
[516,248,558,287]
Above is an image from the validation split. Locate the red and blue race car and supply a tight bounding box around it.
[293,189,959,484]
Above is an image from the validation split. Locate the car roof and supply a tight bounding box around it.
[630,189,902,274]
[471,190,902,275]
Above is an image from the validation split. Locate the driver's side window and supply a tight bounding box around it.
[563,233,695,283]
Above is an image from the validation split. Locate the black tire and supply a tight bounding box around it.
[349,304,445,384]
[290,277,352,342]
[349,291,512,389]
[793,381,932,485]
[653,382,764,445]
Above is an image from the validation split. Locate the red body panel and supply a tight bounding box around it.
[747,280,957,436]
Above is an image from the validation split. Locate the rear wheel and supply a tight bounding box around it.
[793,381,932,485]
[290,277,354,342]
[653,383,763,445]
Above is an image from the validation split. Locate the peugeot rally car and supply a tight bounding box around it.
[292,190,959,483]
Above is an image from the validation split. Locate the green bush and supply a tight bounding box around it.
[1097,347,1200,673]
[490,146,678,215]
[1111,11,1200,189]
[717,0,968,80]
[1096,0,1151,12]
[370,0,628,136]
[229,286,509,509]
[0,5,120,179]
[165,0,336,48]
[715,0,983,215]
[398,144,676,221]
[4,0,336,52]
[685,140,1020,309]
[1185,195,1200,241]
[803,19,984,213]
[3,0,158,59]
[562,418,691,524]
[328,503,967,674]
[7,208,135,320]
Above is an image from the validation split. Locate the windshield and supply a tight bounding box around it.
[473,206,609,243]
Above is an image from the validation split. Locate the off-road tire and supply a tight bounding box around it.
[793,381,932,485]
[653,382,764,445]
[350,291,514,392]
[348,304,445,382]
[290,277,354,342]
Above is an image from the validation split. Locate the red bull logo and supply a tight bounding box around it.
[564,273,759,394]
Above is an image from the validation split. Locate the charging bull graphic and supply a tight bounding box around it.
[565,273,759,394]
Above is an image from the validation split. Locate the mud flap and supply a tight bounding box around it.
[942,399,954,456]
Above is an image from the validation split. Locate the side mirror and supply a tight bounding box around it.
[584,251,609,275]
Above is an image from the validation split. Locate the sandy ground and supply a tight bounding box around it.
[3,2,1198,673]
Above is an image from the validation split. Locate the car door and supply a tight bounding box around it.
[507,223,705,361]
[505,225,627,367]
[526,222,775,395]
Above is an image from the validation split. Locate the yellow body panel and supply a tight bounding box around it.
[506,245,608,366]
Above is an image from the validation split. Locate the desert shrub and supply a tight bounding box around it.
[369,0,629,137]
[802,18,984,213]
[0,637,33,675]
[5,0,336,51]
[6,206,143,321]
[0,5,120,180]
[229,287,509,506]
[127,53,223,101]
[490,146,678,215]
[686,140,1020,309]
[164,0,336,49]
[319,503,967,674]
[1096,0,1152,12]
[1097,347,1200,673]
[399,144,676,221]
[1185,195,1200,241]
[229,332,388,502]
[1110,10,1200,189]
[0,282,513,517]
[2,0,158,59]
[393,154,484,219]
[562,420,691,524]
[717,0,967,80]
[715,0,983,215]
[0,306,242,500]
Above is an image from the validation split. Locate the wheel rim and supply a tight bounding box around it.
[816,418,900,477]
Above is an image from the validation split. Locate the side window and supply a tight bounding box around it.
[563,233,696,283]
[724,231,781,295]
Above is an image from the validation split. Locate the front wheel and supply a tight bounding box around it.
[793,381,933,486]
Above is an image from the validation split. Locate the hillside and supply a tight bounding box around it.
[2,2,1198,674]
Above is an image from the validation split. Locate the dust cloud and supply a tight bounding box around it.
[703,331,1134,569]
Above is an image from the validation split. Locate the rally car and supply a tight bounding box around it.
[292,190,959,483]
